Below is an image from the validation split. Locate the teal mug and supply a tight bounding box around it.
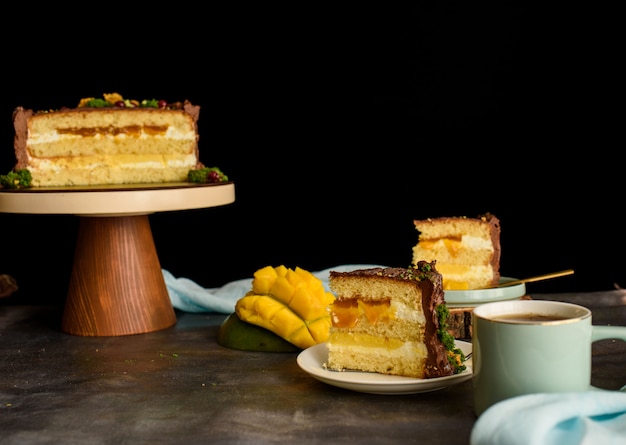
[472,299,626,417]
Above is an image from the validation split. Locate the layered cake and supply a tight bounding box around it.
[325,261,465,379]
[10,93,208,187]
[412,213,501,290]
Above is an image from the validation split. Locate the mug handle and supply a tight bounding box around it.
[592,325,626,342]
[591,325,626,392]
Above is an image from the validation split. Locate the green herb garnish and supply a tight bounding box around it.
[0,169,32,189]
[188,167,229,183]
[436,304,466,373]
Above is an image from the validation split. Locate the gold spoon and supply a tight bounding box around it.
[482,269,575,289]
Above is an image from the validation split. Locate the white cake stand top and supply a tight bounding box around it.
[0,181,235,216]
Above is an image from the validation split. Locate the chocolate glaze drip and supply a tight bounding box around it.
[12,107,30,170]
[481,213,502,284]
[415,261,453,378]
[183,101,203,169]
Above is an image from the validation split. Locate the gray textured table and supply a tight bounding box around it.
[1,291,625,445]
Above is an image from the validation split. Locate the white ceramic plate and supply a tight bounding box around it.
[297,341,472,395]
[444,277,526,307]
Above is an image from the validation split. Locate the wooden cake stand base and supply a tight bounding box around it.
[0,182,235,336]
[62,215,176,336]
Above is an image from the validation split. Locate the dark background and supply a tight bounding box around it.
[1,5,622,305]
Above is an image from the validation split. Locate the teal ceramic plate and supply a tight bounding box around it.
[444,277,526,307]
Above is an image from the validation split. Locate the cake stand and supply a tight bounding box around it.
[0,182,235,336]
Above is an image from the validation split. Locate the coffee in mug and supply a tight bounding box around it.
[472,299,626,417]
[490,313,570,323]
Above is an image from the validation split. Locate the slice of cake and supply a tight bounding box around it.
[412,213,501,290]
[325,261,465,379]
[11,93,205,187]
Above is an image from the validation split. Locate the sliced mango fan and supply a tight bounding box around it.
[235,265,335,349]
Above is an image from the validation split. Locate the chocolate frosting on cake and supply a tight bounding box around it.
[12,107,31,170]
[481,212,502,283]
[183,100,202,168]
[413,261,454,378]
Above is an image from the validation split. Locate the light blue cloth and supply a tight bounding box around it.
[163,264,385,313]
[471,390,626,445]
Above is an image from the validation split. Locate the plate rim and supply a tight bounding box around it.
[444,276,526,304]
[297,340,472,394]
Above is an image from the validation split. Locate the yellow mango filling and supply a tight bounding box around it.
[436,264,472,275]
[435,264,472,289]
[330,298,393,328]
[56,125,169,137]
[418,238,463,257]
[443,280,470,290]
[327,332,405,349]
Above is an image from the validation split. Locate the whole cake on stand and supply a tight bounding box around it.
[0,93,235,336]
[11,93,207,187]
